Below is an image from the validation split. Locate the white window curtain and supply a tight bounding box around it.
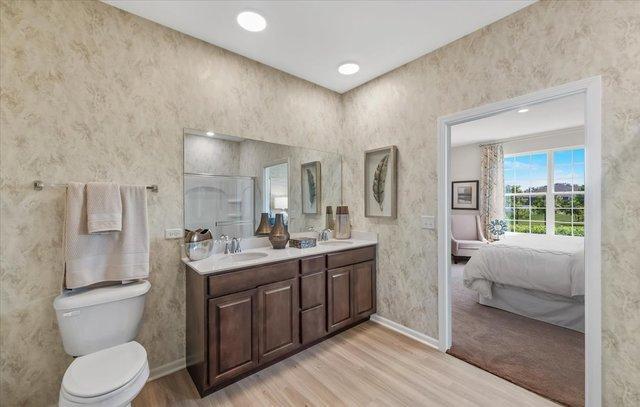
[480,143,504,238]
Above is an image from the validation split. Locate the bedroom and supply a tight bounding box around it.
[448,93,586,406]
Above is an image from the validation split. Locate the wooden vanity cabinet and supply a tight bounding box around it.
[257,278,299,363]
[327,266,353,332]
[208,289,258,386]
[326,259,376,333]
[186,245,376,397]
[353,260,376,319]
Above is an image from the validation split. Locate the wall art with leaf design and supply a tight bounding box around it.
[301,161,321,214]
[364,146,397,218]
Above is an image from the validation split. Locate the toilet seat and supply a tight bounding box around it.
[59,341,148,406]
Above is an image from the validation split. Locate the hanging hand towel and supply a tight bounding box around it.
[86,182,122,234]
[64,183,149,289]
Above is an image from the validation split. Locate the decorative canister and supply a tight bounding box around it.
[334,206,351,239]
[269,213,290,249]
[325,206,335,231]
[255,212,272,236]
[183,228,214,261]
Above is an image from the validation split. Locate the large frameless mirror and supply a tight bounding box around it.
[183,129,342,239]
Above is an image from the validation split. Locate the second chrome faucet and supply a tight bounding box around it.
[220,235,242,254]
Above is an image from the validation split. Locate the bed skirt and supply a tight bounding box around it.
[478,283,584,332]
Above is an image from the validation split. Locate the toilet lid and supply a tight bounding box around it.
[62,341,147,398]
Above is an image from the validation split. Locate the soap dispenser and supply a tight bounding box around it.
[334,206,351,239]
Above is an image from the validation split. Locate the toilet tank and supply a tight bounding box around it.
[53,280,151,356]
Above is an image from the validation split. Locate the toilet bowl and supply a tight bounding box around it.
[53,281,151,407]
[59,342,148,407]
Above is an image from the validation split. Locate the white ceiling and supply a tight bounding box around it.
[104,0,534,93]
[451,93,585,147]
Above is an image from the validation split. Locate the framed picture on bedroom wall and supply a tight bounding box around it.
[364,145,397,219]
[301,161,321,214]
[452,180,479,210]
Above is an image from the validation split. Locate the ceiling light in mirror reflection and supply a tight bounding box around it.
[237,11,267,32]
[206,131,215,136]
[518,108,530,113]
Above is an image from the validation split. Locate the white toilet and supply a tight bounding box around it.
[53,280,151,407]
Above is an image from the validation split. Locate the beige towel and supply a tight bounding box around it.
[86,182,122,234]
[64,182,149,289]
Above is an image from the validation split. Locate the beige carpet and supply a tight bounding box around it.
[448,263,584,407]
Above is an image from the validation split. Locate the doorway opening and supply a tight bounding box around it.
[263,159,289,224]
[437,78,601,407]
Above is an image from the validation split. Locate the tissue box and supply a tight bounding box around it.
[289,237,317,249]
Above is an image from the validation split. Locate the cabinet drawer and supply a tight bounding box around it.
[300,304,326,345]
[209,260,298,297]
[300,270,325,310]
[301,255,325,275]
[326,246,375,269]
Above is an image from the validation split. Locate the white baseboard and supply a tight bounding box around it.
[370,314,440,349]
[148,357,186,381]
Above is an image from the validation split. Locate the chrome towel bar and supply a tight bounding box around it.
[33,180,159,193]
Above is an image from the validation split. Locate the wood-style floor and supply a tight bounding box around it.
[134,322,557,406]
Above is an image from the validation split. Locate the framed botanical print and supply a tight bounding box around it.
[451,180,479,210]
[301,161,321,214]
[364,146,397,219]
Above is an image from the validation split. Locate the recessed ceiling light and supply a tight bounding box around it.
[206,131,215,136]
[518,108,530,113]
[237,11,266,32]
[338,63,360,75]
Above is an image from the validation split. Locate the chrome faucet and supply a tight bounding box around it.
[219,234,231,254]
[220,235,242,254]
[230,237,242,254]
[319,229,332,241]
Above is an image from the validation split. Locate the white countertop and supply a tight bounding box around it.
[183,232,377,276]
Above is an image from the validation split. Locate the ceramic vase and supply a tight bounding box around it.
[269,213,290,249]
[255,212,271,236]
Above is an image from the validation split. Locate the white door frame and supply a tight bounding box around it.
[437,77,602,406]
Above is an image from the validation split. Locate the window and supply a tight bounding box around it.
[553,148,584,236]
[504,147,584,236]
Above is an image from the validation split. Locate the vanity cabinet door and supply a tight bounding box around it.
[208,289,258,386]
[353,261,376,320]
[257,278,300,363]
[327,266,353,332]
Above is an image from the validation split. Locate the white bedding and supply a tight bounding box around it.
[463,234,584,299]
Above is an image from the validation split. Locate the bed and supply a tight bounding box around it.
[463,234,585,332]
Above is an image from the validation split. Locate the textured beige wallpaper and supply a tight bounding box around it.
[341,1,640,405]
[1,0,639,406]
[0,1,340,405]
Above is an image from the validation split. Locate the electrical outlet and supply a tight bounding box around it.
[165,228,183,239]
[421,215,435,230]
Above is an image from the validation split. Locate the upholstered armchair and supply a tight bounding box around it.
[451,214,488,263]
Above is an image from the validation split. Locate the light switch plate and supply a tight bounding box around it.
[165,228,183,239]
[421,215,435,230]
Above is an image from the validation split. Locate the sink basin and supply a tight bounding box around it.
[319,240,354,246]
[220,252,269,263]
